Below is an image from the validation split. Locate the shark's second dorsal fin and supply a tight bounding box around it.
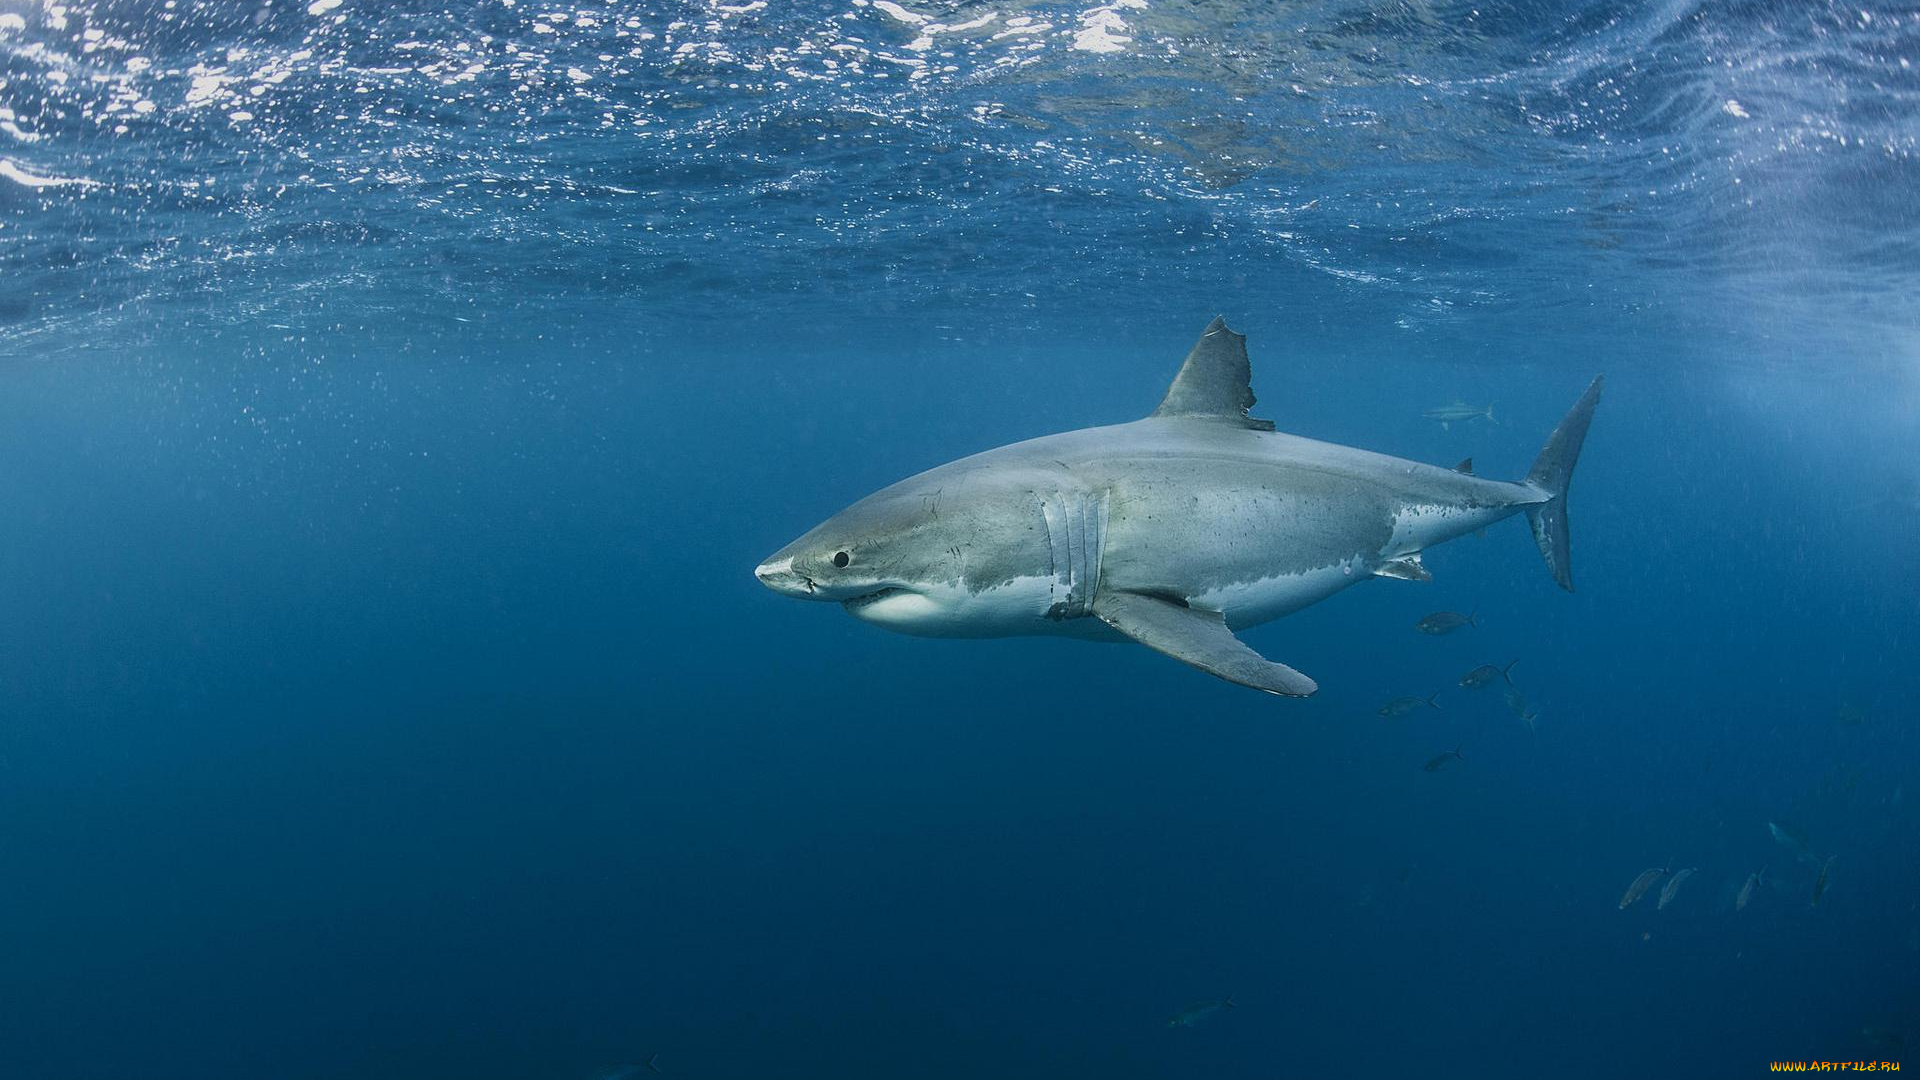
[1151,317,1275,431]
[1454,458,1474,474]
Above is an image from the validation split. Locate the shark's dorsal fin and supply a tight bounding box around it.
[1454,457,1474,474]
[1151,317,1275,431]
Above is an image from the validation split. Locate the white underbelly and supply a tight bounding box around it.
[847,574,1117,639]
[1188,557,1366,631]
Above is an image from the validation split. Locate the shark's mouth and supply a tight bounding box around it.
[841,586,906,611]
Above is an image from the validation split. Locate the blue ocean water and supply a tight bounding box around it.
[2,1,1917,1077]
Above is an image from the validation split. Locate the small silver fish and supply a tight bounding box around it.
[600,1055,663,1078]
[1861,1025,1908,1053]
[1736,866,1766,911]
[1767,820,1808,850]
[1422,401,1496,430]
[1811,856,1836,908]
[1415,611,1478,635]
[1168,994,1236,1028]
[1767,821,1819,865]
[1657,867,1696,910]
[1503,685,1530,718]
[1619,866,1668,909]
[1459,659,1519,689]
[1378,693,1442,717]
[1423,746,1465,772]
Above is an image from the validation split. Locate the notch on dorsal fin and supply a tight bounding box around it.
[1151,317,1275,431]
[1453,457,1474,475]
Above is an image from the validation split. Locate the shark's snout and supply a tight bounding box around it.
[753,555,818,598]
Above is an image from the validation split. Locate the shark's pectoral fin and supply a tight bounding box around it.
[1093,592,1318,697]
[1375,554,1431,582]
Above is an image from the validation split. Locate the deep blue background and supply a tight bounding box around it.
[0,315,1913,1079]
[2,0,1917,1076]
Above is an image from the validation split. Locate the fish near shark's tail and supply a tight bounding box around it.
[1523,376,1605,592]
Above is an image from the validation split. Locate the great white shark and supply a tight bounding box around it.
[755,319,1603,696]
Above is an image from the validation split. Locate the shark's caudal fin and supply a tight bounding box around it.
[1151,317,1276,431]
[1523,376,1604,592]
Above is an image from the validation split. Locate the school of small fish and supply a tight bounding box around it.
[1382,590,1864,925]
[1379,611,1545,773]
[1618,820,1846,918]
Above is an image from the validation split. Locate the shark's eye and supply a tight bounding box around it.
[831,550,851,569]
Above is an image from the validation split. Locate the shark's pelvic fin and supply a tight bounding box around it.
[1151,317,1276,431]
[1375,554,1431,582]
[1093,592,1317,697]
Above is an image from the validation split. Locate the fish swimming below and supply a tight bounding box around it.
[1861,1025,1909,1054]
[1736,867,1766,911]
[599,1055,664,1077]
[1415,611,1479,635]
[1379,693,1442,717]
[1619,866,1668,909]
[1657,867,1696,910]
[1459,659,1519,689]
[1768,821,1822,865]
[1811,856,1837,907]
[1423,746,1465,772]
[1422,401,1497,430]
[1168,995,1236,1028]
[1768,820,1810,852]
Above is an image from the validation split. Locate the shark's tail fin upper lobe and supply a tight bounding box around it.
[1523,376,1604,592]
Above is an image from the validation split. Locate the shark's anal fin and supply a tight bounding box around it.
[1093,592,1317,697]
[1375,554,1431,582]
[1150,317,1276,431]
